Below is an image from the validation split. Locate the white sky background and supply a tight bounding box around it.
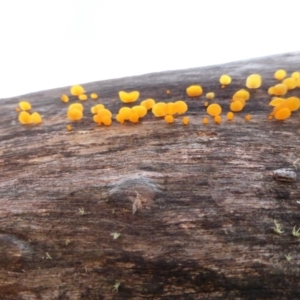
[0,0,299,98]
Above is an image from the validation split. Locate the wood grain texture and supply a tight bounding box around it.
[0,52,300,299]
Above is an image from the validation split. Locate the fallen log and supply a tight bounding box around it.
[0,52,300,299]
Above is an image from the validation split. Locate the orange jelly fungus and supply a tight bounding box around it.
[230,100,244,112]
[182,116,189,125]
[274,69,287,80]
[203,117,209,125]
[174,101,188,115]
[219,75,232,86]
[61,94,69,103]
[245,114,252,121]
[90,93,98,99]
[207,103,222,117]
[78,94,88,101]
[286,97,300,111]
[132,105,147,118]
[206,92,215,100]
[152,102,167,117]
[214,115,221,124]
[282,77,297,90]
[141,99,155,110]
[166,89,171,94]
[274,107,291,120]
[102,116,112,126]
[129,112,139,123]
[67,125,72,131]
[291,71,300,79]
[69,103,84,112]
[186,85,203,97]
[18,111,31,124]
[204,101,209,107]
[227,112,234,121]
[67,109,83,121]
[19,101,32,111]
[269,98,285,106]
[97,108,112,119]
[70,85,85,96]
[268,84,287,96]
[119,107,132,120]
[118,91,140,103]
[30,112,42,124]
[246,74,262,89]
[165,102,175,115]
[15,107,21,112]
[91,104,105,114]
[116,114,125,124]
[164,115,174,124]
[232,89,250,101]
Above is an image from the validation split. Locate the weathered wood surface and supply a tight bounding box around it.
[0,52,300,299]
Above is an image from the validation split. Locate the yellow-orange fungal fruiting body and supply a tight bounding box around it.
[166,89,171,94]
[291,72,300,79]
[61,94,69,103]
[97,108,112,118]
[268,115,273,120]
[246,74,262,89]
[232,89,250,101]
[19,101,31,111]
[186,85,203,97]
[230,100,244,112]
[118,91,140,103]
[132,105,147,118]
[93,114,102,125]
[91,104,105,114]
[274,107,291,120]
[182,116,189,125]
[282,77,297,90]
[119,107,132,120]
[15,107,21,112]
[203,117,209,124]
[219,75,232,86]
[152,102,167,117]
[164,115,174,124]
[227,112,234,121]
[207,103,222,117]
[245,114,251,121]
[204,101,208,107]
[67,108,83,121]
[102,116,112,126]
[141,99,155,110]
[69,103,84,112]
[129,112,139,123]
[206,92,215,100]
[70,85,85,96]
[166,102,175,115]
[67,125,72,131]
[286,97,300,111]
[18,111,31,124]
[90,93,98,99]
[270,83,287,96]
[214,115,221,124]
[174,101,188,115]
[116,114,125,124]
[78,94,88,101]
[269,98,285,106]
[274,69,287,80]
[30,112,42,124]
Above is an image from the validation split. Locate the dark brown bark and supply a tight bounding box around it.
[1,52,300,299]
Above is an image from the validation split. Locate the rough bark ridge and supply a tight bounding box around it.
[0,52,300,299]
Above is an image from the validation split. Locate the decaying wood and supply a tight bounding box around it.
[0,52,300,299]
